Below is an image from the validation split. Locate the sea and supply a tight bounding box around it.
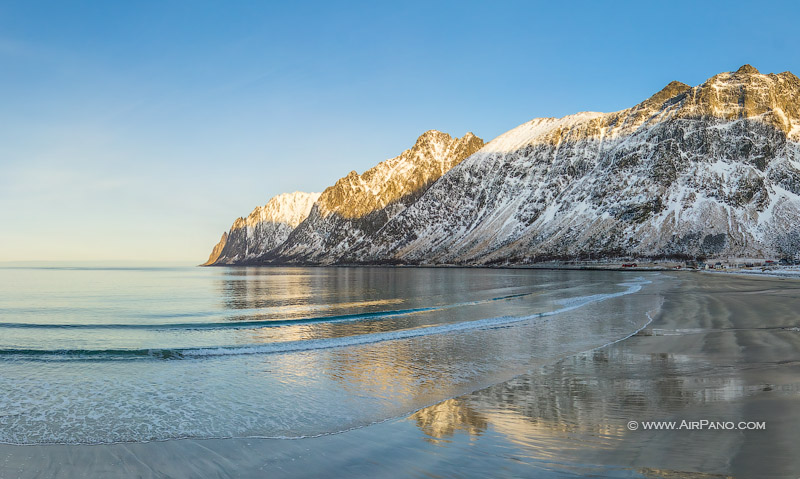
[0,264,661,446]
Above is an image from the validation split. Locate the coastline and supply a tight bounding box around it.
[201,261,680,272]
[2,272,799,478]
[201,260,800,278]
[701,269,800,280]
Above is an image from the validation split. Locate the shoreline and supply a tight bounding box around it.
[2,272,799,477]
[201,260,800,277]
[202,261,680,272]
[701,268,800,280]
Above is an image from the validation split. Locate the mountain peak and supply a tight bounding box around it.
[239,191,321,228]
[203,191,321,265]
[735,64,760,75]
[414,129,452,147]
[664,80,691,90]
[316,130,484,220]
[670,65,800,132]
[637,80,691,110]
[419,129,445,136]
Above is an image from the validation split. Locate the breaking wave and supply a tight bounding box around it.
[0,279,649,362]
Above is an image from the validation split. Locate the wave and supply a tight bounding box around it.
[0,292,531,331]
[0,279,649,362]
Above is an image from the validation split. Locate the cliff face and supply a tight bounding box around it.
[203,191,320,265]
[263,130,485,264]
[206,65,800,265]
[349,65,800,263]
[203,232,229,265]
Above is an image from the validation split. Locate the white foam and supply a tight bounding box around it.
[183,278,651,358]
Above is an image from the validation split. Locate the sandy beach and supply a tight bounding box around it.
[2,272,798,478]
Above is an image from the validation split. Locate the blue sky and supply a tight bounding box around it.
[1,1,798,262]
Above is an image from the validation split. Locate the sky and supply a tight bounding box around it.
[1,0,799,263]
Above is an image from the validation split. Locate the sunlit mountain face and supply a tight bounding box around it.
[205,131,484,265]
[207,66,800,266]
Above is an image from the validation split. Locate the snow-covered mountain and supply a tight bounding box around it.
[203,191,320,265]
[264,130,485,263]
[348,65,800,264]
[206,65,800,265]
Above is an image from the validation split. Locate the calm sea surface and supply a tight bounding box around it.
[0,265,660,444]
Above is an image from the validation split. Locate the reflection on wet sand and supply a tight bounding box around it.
[220,269,800,476]
[406,273,800,478]
[410,399,488,444]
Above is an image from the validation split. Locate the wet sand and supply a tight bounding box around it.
[2,272,799,478]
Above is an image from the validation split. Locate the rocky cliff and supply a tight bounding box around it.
[265,130,485,264]
[203,191,320,265]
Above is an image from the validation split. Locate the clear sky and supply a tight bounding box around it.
[1,0,798,263]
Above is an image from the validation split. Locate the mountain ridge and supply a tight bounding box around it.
[344,65,800,264]
[205,130,484,265]
[205,65,800,266]
[267,130,484,264]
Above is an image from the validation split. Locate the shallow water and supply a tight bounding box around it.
[4,271,797,478]
[0,266,661,445]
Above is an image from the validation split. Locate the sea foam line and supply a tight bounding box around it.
[0,279,650,361]
[0,292,532,331]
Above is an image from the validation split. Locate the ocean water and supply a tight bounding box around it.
[0,265,661,445]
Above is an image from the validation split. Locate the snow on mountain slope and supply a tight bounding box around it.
[345,65,800,264]
[205,65,800,266]
[263,130,484,264]
[203,191,320,265]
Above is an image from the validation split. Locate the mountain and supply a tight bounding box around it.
[347,65,800,264]
[261,130,485,264]
[206,65,800,265]
[203,191,320,265]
